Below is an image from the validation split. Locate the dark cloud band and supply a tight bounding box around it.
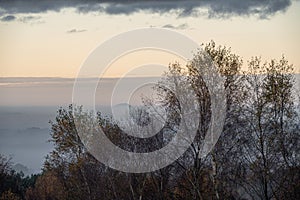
[0,15,16,22]
[0,0,293,18]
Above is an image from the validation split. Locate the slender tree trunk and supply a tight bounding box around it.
[211,153,220,200]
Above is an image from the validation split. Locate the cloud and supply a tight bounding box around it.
[18,15,44,24]
[0,0,294,19]
[20,15,41,22]
[66,28,87,33]
[162,23,189,30]
[1,15,16,22]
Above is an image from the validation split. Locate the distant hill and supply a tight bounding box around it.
[12,163,34,176]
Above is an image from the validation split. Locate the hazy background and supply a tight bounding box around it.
[0,76,162,173]
[0,76,299,174]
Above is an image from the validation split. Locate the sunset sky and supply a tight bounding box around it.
[0,0,299,78]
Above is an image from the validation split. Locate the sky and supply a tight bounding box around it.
[0,0,299,78]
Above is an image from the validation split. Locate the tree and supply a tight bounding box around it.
[0,154,39,200]
[0,189,20,200]
[25,171,66,200]
[233,56,300,200]
[37,42,299,200]
[153,41,243,199]
[43,105,107,200]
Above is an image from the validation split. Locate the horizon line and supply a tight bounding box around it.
[1,72,300,79]
[0,75,165,79]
